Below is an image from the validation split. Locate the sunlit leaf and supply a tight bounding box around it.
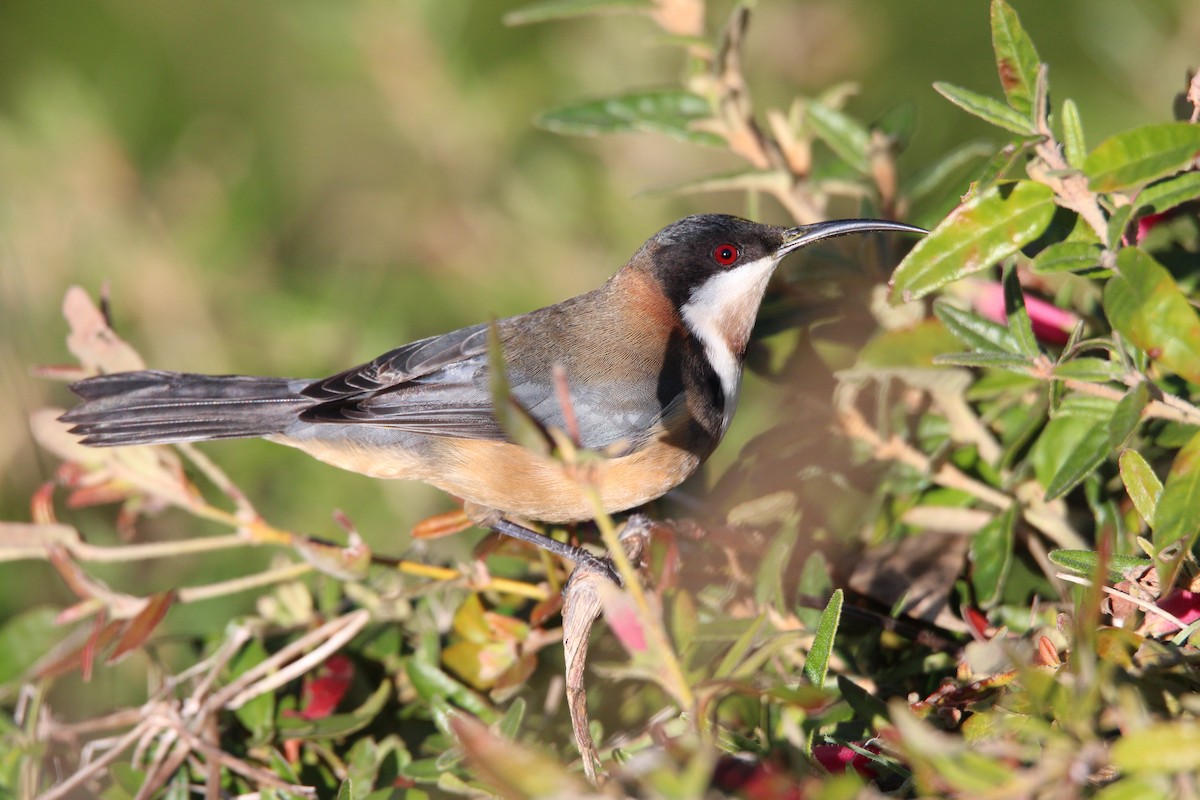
[406,658,497,723]
[1153,430,1200,585]
[1032,415,1110,501]
[1119,449,1163,530]
[1047,549,1152,581]
[933,351,1035,374]
[1052,357,1123,383]
[1134,170,1200,216]
[933,301,1024,355]
[989,0,1040,117]
[1108,382,1150,450]
[1084,122,1200,192]
[890,181,1055,303]
[1060,98,1087,168]
[1104,247,1200,385]
[804,589,842,688]
[537,89,723,146]
[1053,393,1119,422]
[1111,722,1200,773]
[933,83,1036,135]
[504,0,652,26]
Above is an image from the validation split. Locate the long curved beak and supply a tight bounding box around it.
[777,219,927,258]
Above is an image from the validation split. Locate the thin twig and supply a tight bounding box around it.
[207,609,370,712]
[39,719,155,800]
[1057,573,1189,632]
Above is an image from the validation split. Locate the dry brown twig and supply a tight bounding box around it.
[561,516,653,785]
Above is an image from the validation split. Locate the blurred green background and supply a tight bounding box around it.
[0,0,1194,649]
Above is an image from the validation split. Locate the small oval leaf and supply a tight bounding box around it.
[1119,449,1163,530]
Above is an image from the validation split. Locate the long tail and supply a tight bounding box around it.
[61,370,313,447]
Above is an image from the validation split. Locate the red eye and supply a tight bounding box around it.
[712,243,740,266]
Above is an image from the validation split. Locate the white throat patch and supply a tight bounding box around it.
[679,254,780,429]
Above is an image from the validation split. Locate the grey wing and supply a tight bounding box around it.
[298,323,506,440]
[296,319,676,449]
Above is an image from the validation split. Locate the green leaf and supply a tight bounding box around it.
[803,589,842,688]
[0,608,63,694]
[1108,382,1150,450]
[504,0,652,26]
[970,507,1015,608]
[933,351,1035,374]
[989,0,1041,117]
[1052,357,1124,383]
[1047,549,1152,581]
[933,82,1037,136]
[1135,171,1200,216]
[536,89,723,147]
[498,696,527,740]
[890,181,1056,303]
[1104,247,1200,385]
[1053,392,1119,422]
[1083,122,1200,192]
[406,658,497,723]
[714,615,766,680]
[1033,415,1111,501]
[1111,721,1200,774]
[1060,98,1087,168]
[1002,262,1038,358]
[1106,204,1135,250]
[837,675,890,726]
[230,639,275,746]
[1119,449,1163,530]
[1152,430,1200,584]
[1030,241,1104,275]
[933,301,1025,355]
[804,99,871,173]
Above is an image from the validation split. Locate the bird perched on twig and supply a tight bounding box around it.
[61,214,923,581]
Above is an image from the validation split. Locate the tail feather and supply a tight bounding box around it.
[61,370,312,446]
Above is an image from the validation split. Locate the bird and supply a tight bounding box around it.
[61,214,924,581]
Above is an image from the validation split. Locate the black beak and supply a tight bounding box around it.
[777,218,927,258]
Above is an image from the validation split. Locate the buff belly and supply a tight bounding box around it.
[268,431,703,523]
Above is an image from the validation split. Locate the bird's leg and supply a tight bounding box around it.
[465,503,621,586]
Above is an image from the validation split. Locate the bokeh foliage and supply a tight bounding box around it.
[2,1,1200,797]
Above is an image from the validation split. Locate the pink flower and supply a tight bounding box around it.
[968,281,1076,346]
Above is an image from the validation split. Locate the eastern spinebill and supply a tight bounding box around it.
[61,214,924,580]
